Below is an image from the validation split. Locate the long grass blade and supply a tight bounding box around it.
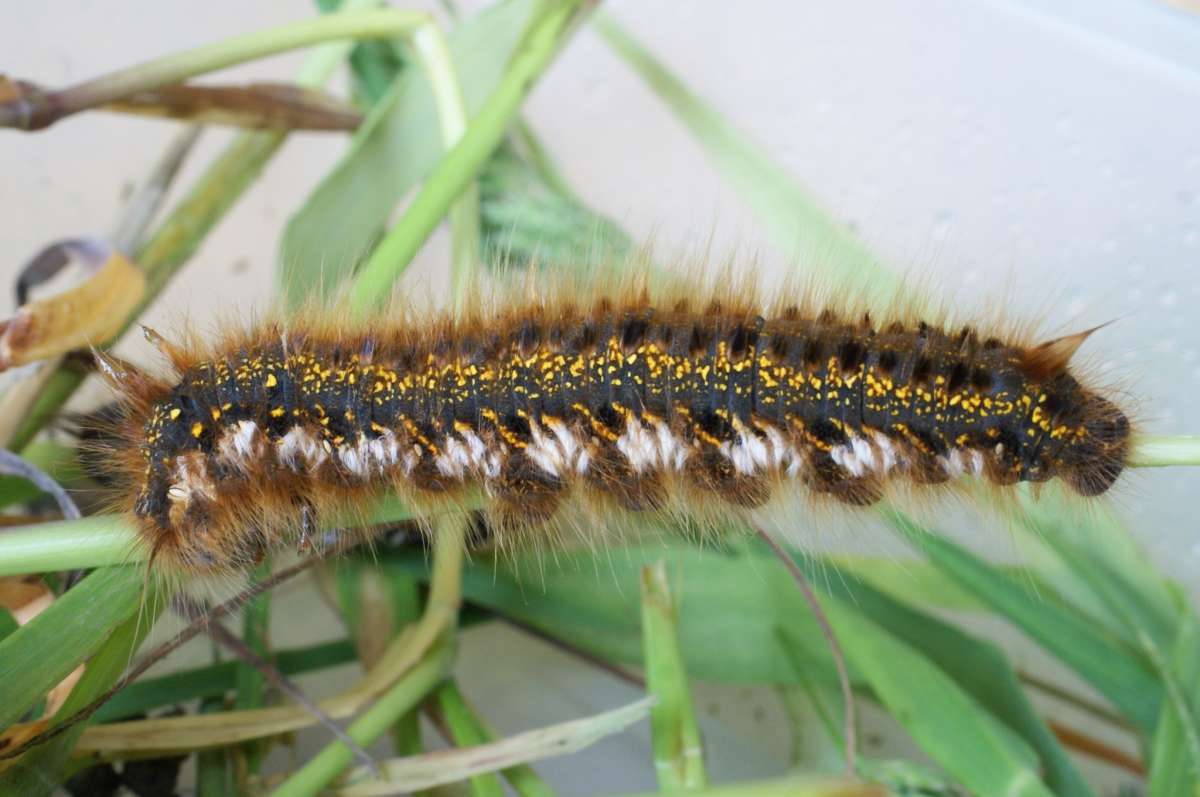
[884,507,1162,734]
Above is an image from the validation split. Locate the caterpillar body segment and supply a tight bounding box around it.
[101,281,1131,572]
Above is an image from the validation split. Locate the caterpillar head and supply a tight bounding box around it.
[1053,391,1131,496]
[1018,330,1131,497]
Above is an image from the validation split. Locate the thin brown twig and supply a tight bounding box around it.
[750,523,858,777]
[1017,669,1130,729]
[1047,719,1144,776]
[0,549,338,761]
[497,615,645,688]
[171,597,381,777]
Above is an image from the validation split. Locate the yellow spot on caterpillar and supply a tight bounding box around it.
[169,407,181,420]
[265,373,278,388]
[270,407,285,418]
[210,408,221,421]
[191,422,203,438]
[694,425,722,447]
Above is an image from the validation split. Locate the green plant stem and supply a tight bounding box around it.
[196,698,231,797]
[640,561,708,790]
[1128,434,1200,467]
[269,513,466,797]
[234,559,274,783]
[433,682,505,797]
[0,490,469,576]
[347,0,586,310]
[267,642,454,797]
[430,680,556,797]
[0,516,137,576]
[4,10,435,130]
[407,22,479,313]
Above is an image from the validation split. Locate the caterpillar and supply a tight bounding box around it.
[95,274,1132,574]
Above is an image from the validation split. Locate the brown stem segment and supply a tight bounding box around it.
[751,523,858,777]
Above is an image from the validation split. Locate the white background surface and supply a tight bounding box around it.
[3,1,1199,791]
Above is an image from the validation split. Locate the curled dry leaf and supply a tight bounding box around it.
[0,75,39,130]
[0,241,144,372]
[0,575,53,624]
[102,82,363,131]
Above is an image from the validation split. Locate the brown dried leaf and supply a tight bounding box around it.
[102,82,363,131]
[0,76,38,129]
[0,243,145,371]
[0,75,23,104]
[0,576,51,622]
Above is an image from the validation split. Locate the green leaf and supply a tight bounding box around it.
[443,538,858,686]
[1012,488,1176,653]
[0,578,164,796]
[883,507,1163,734]
[0,609,17,643]
[278,0,541,305]
[479,140,632,273]
[780,546,1093,797]
[858,759,970,797]
[825,555,995,612]
[819,600,1055,797]
[1149,603,1200,796]
[0,566,148,732]
[592,12,903,307]
[315,0,408,106]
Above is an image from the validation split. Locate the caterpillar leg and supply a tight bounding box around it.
[586,446,668,511]
[492,451,566,531]
[686,446,772,508]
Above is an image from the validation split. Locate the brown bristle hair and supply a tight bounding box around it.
[88,267,1135,577]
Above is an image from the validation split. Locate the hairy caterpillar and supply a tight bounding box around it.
[96,273,1132,574]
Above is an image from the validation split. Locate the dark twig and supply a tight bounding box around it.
[750,523,858,776]
[0,548,343,761]
[171,597,381,776]
[498,615,644,688]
